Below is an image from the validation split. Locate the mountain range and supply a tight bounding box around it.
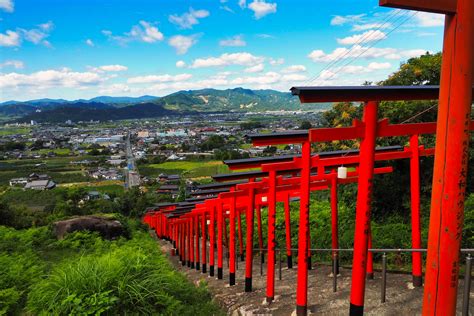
[1,88,331,123]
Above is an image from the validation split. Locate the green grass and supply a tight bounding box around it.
[0,156,98,185]
[0,127,31,136]
[32,148,72,156]
[0,224,223,315]
[138,160,230,179]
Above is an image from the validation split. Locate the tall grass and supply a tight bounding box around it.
[27,231,222,315]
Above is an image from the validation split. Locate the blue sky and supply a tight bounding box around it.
[0,0,446,101]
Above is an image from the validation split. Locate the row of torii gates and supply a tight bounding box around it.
[144,1,473,315]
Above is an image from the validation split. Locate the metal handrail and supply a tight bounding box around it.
[249,247,473,316]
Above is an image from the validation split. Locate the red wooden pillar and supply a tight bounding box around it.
[349,101,378,316]
[284,193,293,268]
[229,197,237,286]
[186,220,191,267]
[180,223,185,264]
[209,205,216,276]
[423,1,474,313]
[217,203,224,279]
[201,212,207,273]
[190,218,194,268]
[330,174,339,275]
[224,216,229,249]
[238,209,244,261]
[296,141,311,316]
[266,170,277,302]
[257,205,264,263]
[410,134,422,287]
[195,214,200,271]
[367,230,374,279]
[245,187,255,292]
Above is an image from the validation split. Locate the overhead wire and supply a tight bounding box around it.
[304,9,405,86]
[314,11,419,86]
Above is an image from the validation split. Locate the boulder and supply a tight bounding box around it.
[53,216,125,240]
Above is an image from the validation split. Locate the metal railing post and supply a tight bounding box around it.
[279,249,282,280]
[462,254,472,316]
[381,252,387,303]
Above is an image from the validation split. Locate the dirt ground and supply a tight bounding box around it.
[157,239,472,316]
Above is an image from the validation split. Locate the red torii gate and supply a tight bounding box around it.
[249,125,441,307]
[290,85,474,315]
[218,166,393,289]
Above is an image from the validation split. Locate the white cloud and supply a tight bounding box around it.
[244,63,264,73]
[281,73,307,82]
[256,33,274,39]
[88,65,128,73]
[0,0,13,12]
[38,21,54,32]
[168,35,198,55]
[21,28,51,45]
[337,30,387,45]
[248,0,277,19]
[282,65,306,73]
[220,5,234,13]
[232,71,280,85]
[0,68,105,90]
[85,39,94,47]
[333,62,391,75]
[269,57,284,66]
[308,45,428,62]
[133,21,164,43]
[190,52,265,68]
[0,60,24,69]
[238,0,246,9]
[0,22,54,48]
[330,14,365,26]
[99,84,131,95]
[219,35,246,47]
[176,60,186,68]
[0,30,20,47]
[416,12,444,27]
[352,23,391,31]
[169,8,210,29]
[127,73,192,84]
[367,62,391,70]
[232,71,307,87]
[103,21,164,45]
[319,69,338,80]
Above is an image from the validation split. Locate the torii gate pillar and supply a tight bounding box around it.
[381,1,473,315]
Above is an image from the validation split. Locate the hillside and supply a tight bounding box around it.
[4,88,331,122]
[18,102,172,123]
[158,88,328,112]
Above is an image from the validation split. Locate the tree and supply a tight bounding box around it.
[200,135,226,151]
[299,121,312,130]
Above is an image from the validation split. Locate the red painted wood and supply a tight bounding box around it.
[266,170,277,301]
[379,0,456,14]
[410,135,423,286]
[423,0,474,312]
[349,101,379,314]
[296,141,311,315]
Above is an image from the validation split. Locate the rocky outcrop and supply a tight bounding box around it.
[53,216,125,240]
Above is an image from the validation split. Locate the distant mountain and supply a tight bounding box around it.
[88,95,158,104]
[0,95,158,107]
[3,88,331,122]
[0,104,38,117]
[156,88,328,112]
[18,102,172,123]
[0,98,69,106]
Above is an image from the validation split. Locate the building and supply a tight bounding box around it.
[24,179,56,190]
